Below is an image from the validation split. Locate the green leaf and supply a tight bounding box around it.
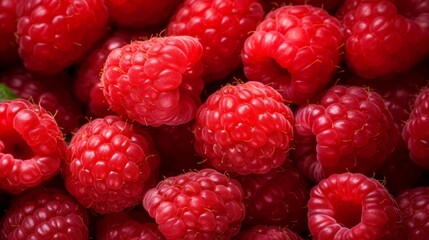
[0,83,18,101]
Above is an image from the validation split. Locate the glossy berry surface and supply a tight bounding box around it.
[0,0,19,67]
[193,81,294,174]
[63,115,160,214]
[101,36,204,126]
[143,168,245,239]
[235,225,303,240]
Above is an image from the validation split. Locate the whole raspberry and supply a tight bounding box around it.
[0,0,19,68]
[193,81,294,175]
[63,115,160,214]
[0,188,89,240]
[0,99,67,194]
[337,0,429,79]
[308,172,406,240]
[236,160,310,233]
[293,85,398,182]
[236,225,303,240]
[106,0,182,29]
[167,0,264,83]
[15,0,109,74]
[396,187,429,240]
[143,168,246,239]
[101,36,204,126]
[241,5,343,105]
[403,88,429,168]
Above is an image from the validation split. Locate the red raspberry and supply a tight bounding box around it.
[241,5,343,105]
[167,0,264,83]
[0,0,19,67]
[403,88,429,168]
[100,36,204,126]
[236,225,303,240]
[396,187,429,239]
[293,85,398,182]
[193,81,294,175]
[0,188,89,240]
[63,115,160,214]
[106,0,182,29]
[308,172,406,240]
[236,160,310,232]
[96,211,164,240]
[0,99,67,194]
[143,168,246,239]
[0,66,83,135]
[337,0,429,79]
[259,0,344,13]
[15,0,109,74]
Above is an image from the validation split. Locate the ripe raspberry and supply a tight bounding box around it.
[403,88,429,168]
[236,225,303,240]
[0,99,67,194]
[106,0,182,29]
[241,5,343,105]
[236,160,310,232]
[0,0,19,67]
[293,85,398,182]
[143,168,246,239]
[0,66,83,135]
[101,36,204,126]
[193,81,294,175]
[308,172,405,240]
[396,187,429,240]
[167,0,264,83]
[15,0,109,74]
[96,211,164,240]
[337,0,429,79]
[0,188,89,240]
[63,115,160,214]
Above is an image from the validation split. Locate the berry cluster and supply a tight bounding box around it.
[0,0,429,239]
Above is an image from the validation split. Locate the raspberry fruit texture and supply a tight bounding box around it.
[293,85,398,182]
[167,0,264,83]
[142,168,246,239]
[337,0,429,79]
[63,115,160,214]
[396,187,429,240]
[235,225,303,240]
[0,0,19,67]
[101,36,205,127]
[106,0,182,29]
[308,172,406,240]
[0,188,89,240]
[241,5,343,105]
[259,0,344,14]
[15,0,109,74]
[402,88,429,168]
[193,81,294,175]
[236,160,310,233]
[0,99,67,194]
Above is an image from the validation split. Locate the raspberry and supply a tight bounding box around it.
[241,5,343,105]
[0,66,83,135]
[100,36,205,126]
[0,99,67,194]
[0,188,89,240]
[193,81,294,174]
[259,0,344,14]
[167,0,264,83]
[106,0,182,29]
[142,168,246,239]
[236,160,310,232]
[0,0,19,67]
[15,0,109,74]
[235,225,303,240]
[293,85,398,182]
[308,172,406,240]
[396,187,429,239]
[63,115,160,214]
[337,0,429,79]
[402,88,429,168]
